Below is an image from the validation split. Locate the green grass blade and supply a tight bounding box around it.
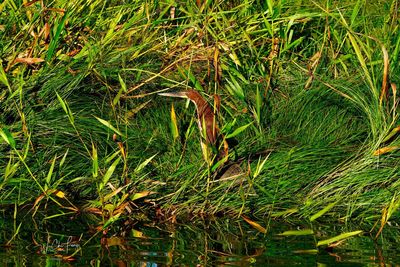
[225,122,252,139]
[0,61,10,91]
[310,201,338,222]
[350,0,363,26]
[47,11,69,61]
[100,157,121,191]
[95,117,123,136]
[45,155,57,186]
[278,229,314,236]
[92,143,98,178]
[0,128,16,149]
[317,231,363,246]
[135,154,157,173]
[59,149,69,169]
[170,104,179,141]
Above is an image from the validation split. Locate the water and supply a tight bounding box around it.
[1,217,399,266]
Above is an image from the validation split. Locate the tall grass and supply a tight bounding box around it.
[0,0,399,234]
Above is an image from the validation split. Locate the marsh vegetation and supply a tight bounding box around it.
[1,0,400,261]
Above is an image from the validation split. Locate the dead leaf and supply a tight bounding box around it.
[242,215,267,234]
[23,0,41,7]
[170,6,175,19]
[379,45,389,105]
[45,8,66,14]
[113,202,130,216]
[373,146,399,156]
[101,234,128,250]
[44,23,50,40]
[33,193,45,208]
[66,49,81,57]
[67,68,80,75]
[14,57,45,64]
[84,207,103,215]
[117,142,126,160]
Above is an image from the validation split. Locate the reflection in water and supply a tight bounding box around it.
[0,218,399,266]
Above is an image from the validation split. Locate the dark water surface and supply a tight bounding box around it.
[1,217,399,266]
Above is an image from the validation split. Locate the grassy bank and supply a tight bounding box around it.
[1,0,399,232]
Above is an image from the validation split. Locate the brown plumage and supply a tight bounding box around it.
[159,90,228,163]
[159,90,217,143]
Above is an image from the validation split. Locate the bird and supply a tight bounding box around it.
[159,89,228,165]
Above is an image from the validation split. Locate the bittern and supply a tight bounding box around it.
[159,89,228,165]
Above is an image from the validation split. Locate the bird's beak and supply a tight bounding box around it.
[158,91,188,99]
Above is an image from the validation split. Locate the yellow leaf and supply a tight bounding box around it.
[131,191,156,201]
[131,229,144,238]
[228,50,241,66]
[170,103,179,140]
[373,146,399,156]
[54,190,65,198]
[242,215,266,234]
[382,125,400,143]
[104,204,115,212]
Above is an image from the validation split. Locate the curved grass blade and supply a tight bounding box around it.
[170,104,179,141]
[45,155,57,190]
[373,146,399,156]
[46,11,69,61]
[317,230,363,247]
[95,117,123,137]
[99,157,121,191]
[92,143,98,178]
[310,201,338,222]
[0,62,11,91]
[135,153,157,173]
[278,229,314,236]
[225,122,252,139]
[131,191,156,201]
[0,128,16,149]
